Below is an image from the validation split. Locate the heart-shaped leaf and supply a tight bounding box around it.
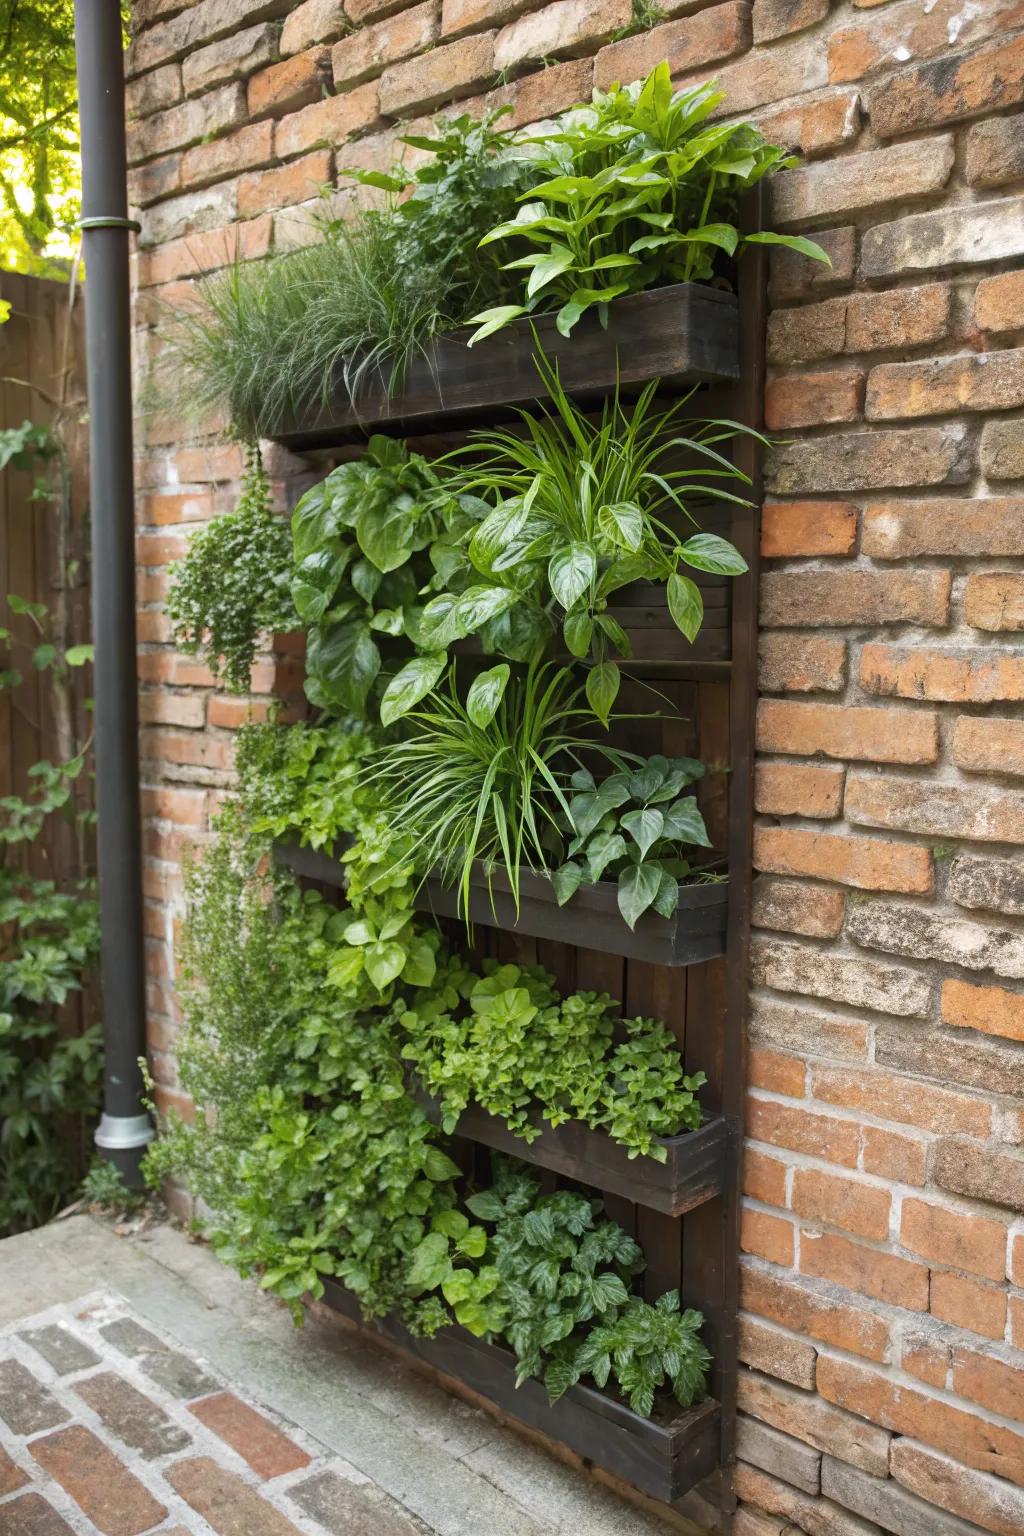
[551,862,585,905]
[597,501,644,552]
[621,806,665,859]
[379,653,447,726]
[662,796,712,847]
[617,862,662,930]
[667,571,704,642]
[548,542,597,612]
[585,661,620,727]
[466,663,510,728]
[563,609,593,658]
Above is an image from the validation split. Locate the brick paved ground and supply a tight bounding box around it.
[0,1217,686,1536]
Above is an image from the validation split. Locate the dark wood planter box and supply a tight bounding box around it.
[273,841,728,966]
[415,1089,731,1217]
[319,1278,720,1504]
[270,283,739,449]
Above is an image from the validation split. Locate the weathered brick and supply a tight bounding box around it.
[248,46,331,118]
[189,1392,310,1478]
[902,1198,1007,1283]
[128,81,247,162]
[821,1456,986,1536]
[757,698,938,765]
[138,182,239,248]
[754,762,845,818]
[496,0,628,71]
[948,854,1024,917]
[811,1064,991,1139]
[179,122,275,191]
[755,89,860,159]
[129,0,292,76]
[828,0,1022,84]
[126,62,182,119]
[752,936,931,1016]
[31,1424,167,1533]
[765,370,863,430]
[981,416,1024,480]
[274,83,380,160]
[933,1137,1024,1215]
[845,282,952,356]
[441,0,535,37]
[137,214,273,287]
[743,1146,789,1205]
[332,1,439,89]
[492,57,594,129]
[0,1493,76,1535]
[750,996,869,1059]
[966,110,1024,189]
[741,1265,889,1362]
[758,633,847,692]
[165,1457,304,1534]
[792,1167,890,1243]
[737,1369,892,1476]
[75,1372,192,1458]
[0,1444,28,1498]
[891,1439,1024,1536]
[765,570,951,629]
[0,1360,69,1435]
[746,1095,860,1167]
[738,1316,816,1388]
[801,1231,930,1311]
[767,296,846,364]
[751,0,825,44]
[953,1348,1024,1423]
[861,643,1024,703]
[680,34,828,115]
[819,1353,1024,1483]
[863,497,1024,558]
[181,22,278,95]
[281,0,351,54]
[769,225,856,304]
[238,150,332,218]
[772,137,954,226]
[754,825,933,895]
[876,1019,1024,1101]
[942,977,1024,1043]
[593,3,750,91]
[128,152,182,207]
[965,572,1024,632]
[290,1471,430,1535]
[741,1206,796,1266]
[954,715,1024,777]
[380,30,495,115]
[767,425,970,495]
[975,271,1024,336]
[869,35,1024,138]
[736,1416,821,1496]
[862,198,1024,279]
[862,1125,927,1186]
[848,899,1024,980]
[735,1463,887,1536]
[867,348,1024,421]
[930,1269,1007,1342]
[732,1505,786,1536]
[141,691,205,728]
[20,1325,100,1376]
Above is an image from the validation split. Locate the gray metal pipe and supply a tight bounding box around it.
[74,0,152,1181]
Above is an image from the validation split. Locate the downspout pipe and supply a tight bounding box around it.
[74,0,153,1183]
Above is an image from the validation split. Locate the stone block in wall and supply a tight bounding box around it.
[932,1138,1024,1214]
[890,1439,1024,1536]
[181,22,279,96]
[751,937,932,1017]
[862,196,1024,279]
[966,110,1024,189]
[810,1063,991,1140]
[766,425,970,494]
[737,1418,821,1496]
[821,1456,988,1536]
[827,0,1019,87]
[770,136,953,225]
[947,856,1024,919]
[846,775,1024,846]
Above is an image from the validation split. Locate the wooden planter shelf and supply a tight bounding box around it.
[269,283,739,449]
[273,841,728,966]
[319,1278,721,1504]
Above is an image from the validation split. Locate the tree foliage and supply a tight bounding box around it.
[0,0,79,275]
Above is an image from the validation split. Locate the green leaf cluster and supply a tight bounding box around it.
[554,755,714,928]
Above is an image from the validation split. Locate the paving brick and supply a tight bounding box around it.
[189,1391,310,1479]
[0,1443,28,1496]
[0,1494,75,1536]
[942,978,1024,1043]
[772,137,953,225]
[862,197,1024,279]
[821,1455,985,1536]
[165,1457,305,1534]
[965,572,1024,631]
[738,1316,816,1388]
[20,1325,100,1376]
[737,1415,821,1495]
[868,35,1024,138]
[754,825,932,894]
[891,1438,1024,1536]
[737,1370,891,1475]
[758,634,847,693]
[930,1269,1008,1342]
[966,110,1024,189]
[863,497,1024,558]
[100,1318,168,1358]
[860,643,1024,703]
[593,3,750,91]
[75,1371,192,1458]
[948,854,1024,917]
[30,1425,167,1535]
[753,761,845,818]
[868,348,1024,422]
[0,1359,70,1435]
[752,937,931,1017]
[767,425,970,495]
[100,1323,218,1399]
[290,1469,431,1534]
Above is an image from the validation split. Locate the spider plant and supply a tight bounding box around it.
[370,660,624,919]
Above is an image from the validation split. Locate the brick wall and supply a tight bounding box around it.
[125,2,1024,1531]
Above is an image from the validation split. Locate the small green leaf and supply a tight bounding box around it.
[551,862,584,906]
[466,305,528,345]
[466,663,510,728]
[364,941,406,990]
[32,644,56,670]
[562,609,593,659]
[744,231,832,266]
[548,542,596,612]
[618,862,662,929]
[667,572,703,643]
[64,644,94,667]
[678,533,748,576]
[379,653,447,726]
[585,661,620,727]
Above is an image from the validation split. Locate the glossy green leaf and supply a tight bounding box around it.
[666,572,703,642]
[597,501,643,552]
[562,609,593,658]
[585,661,620,727]
[379,653,447,726]
[678,533,748,576]
[548,542,596,612]
[617,862,662,930]
[466,663,510,728]
[621,806,665,859]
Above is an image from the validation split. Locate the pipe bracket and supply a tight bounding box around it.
[95,1112,155,1151]
[78,215,142,232]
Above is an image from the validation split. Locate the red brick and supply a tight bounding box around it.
[741,1206,795,1266]
[772,137,954,225]
[846,773,1024,845]
[966,573,1024,631]
[743,1147,789,1206]
[140,489,214,526]
[248,47,332,118]
[860,643,1024,703]
[126,61,182,119]
[861,1126,927,1187]
[846,282,953,354]
[142,729,234,772]
[862,497,1024,558]
[811,1065,991,1139]
[982,417,1024,481]
[942,978,1024,1043]
[761,569,950,628]
[137,214,272,286]
[0,1494,76,1535]
[930,1271,1007,1342]
[976,271,1024,335]
[954,716,1024,777]
[189,1392,310,1479]
[1012,1297,1024,1351]
[792,1167,890,1243]
[800,1231,929,1310]
[755,88,860,158]
[954,1349,1024,1422]
[754,761,845,818]
[129,153,182,206]
[867,348,1024,421]
[180,121,275,190]
[139,691,205,728]
[593,3,749,91]
[819,1354,1024,1483]
[901,1199,1007,1283]
[492,57,594,129]
[738,1317,816,1388]
[752,0,826,44]
[756,698,938,765]
[127,82,246,163]
[749,1045,806,1098]
[933,1138,1024,1215]
[901,1334,950,1389]
[828,0,1023,84]
[275,82,380,159]
[331,1,439,89]
[496,0,628,72]
[281,0,351,54]
[30,1425,167,1534]
[758,634,847,693]
[751,996,869,1062]
[770,225,856,304]
[737,1369,891,1475]
[891,1439,1024,1536]
[206,695,274,728]
[766,367,863,431]
[380,30,495,114]
[238,150,332,218]
[740,1265,889,1362]
[869,35,1024,138]
[745,1096,860,1168]
[753,824,933,894]
[761,503,857,562]
[165,1457,305,1533]
[767,297,846,365]
[751,877,846,938]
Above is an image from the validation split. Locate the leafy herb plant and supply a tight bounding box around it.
[570,1290,710,1415]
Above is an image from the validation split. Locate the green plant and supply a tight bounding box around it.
[235,716,378,851]
[167,445,296,692]
[553,755,713,928]
[81,1156,144,1213]
[406,1208,506,1336]
[470,64,829,340]
[419,358,754,722]
[596,1018,704,1155]
[571,1290,710,1415]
